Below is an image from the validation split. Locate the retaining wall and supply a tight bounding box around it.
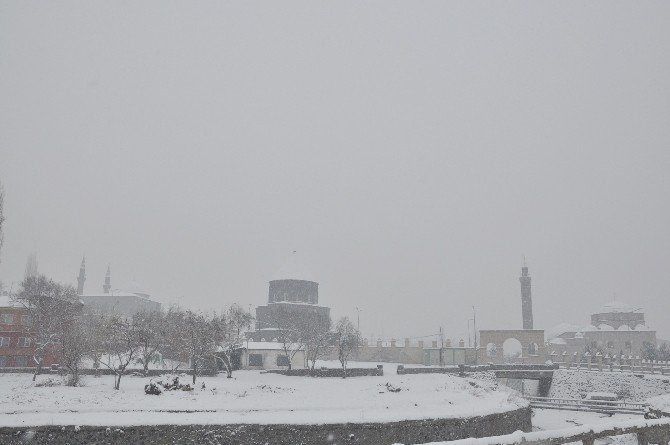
[263,366,383,377]
[0,367,216,377]
[0,406,531,445]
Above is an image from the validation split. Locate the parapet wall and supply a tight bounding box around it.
[0,407,532,445]
[263,366,383,377]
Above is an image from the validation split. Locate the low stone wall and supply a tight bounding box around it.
[0,367,216,377]
[263,365,383,377]
[397,363,558,375]
[0,406,531,445]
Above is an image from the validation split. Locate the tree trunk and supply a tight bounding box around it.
[114,373,122,390]
[143,360,150,375]
[32,359,43,382]
[192,362,197,385]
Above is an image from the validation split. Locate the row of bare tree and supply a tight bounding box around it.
[13,275,255,389]
[12,274,364,389]
[266,305,363,375]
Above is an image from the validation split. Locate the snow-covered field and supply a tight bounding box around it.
[549,369,670,401]
[0,364,524,428]
[532,410,640,445]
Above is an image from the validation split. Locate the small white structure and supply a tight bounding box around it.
[240,341,305,370]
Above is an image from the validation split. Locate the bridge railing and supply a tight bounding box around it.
[526,395,647,415]
[551,354,670,376]
[393,418,670,445]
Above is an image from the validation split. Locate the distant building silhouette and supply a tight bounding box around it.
[520,264,533,329]
[76,256,86,296]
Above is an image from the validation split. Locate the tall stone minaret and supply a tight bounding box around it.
[103,265,111,294]
[520,263,533,329]
[76,256,86,295]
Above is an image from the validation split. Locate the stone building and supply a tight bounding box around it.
[77,263,160,317]
[520,264,533,329]
[247,254,330,343]
[239,341,305,370]
[547,301,656,357]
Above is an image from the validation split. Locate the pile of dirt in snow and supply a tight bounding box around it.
[549,369,670,401]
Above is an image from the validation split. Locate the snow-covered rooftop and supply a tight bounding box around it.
[0,295,22,308]
[244,341,301,351]
[600,300,639,313]
[546,322,581,339]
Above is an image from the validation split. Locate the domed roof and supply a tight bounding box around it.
[601,300,636,313]
[270,252,317,282]
[546,322,581,339]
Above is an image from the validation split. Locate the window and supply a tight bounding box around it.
[20,315,31,326]
[0,356,6,367]
[17,337,31,348]
[0,313,12,324]
[0,337,9,347]
[14,357,28,368]
[248,354,263,366]
[276,355,290,367]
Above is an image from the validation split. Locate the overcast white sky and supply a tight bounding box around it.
[1,1,669,342]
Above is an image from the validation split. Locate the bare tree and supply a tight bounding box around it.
[98,314,141,390]
[334,317,361,378]
[213,305,253,378]
[268,306,305,370]
[163,306,190,372]
[300,310,332,373]
[81,310,107,376]
[60,314,89,386]
[14,275,80,381]
[133,310,166,374]
[183,310,217,385]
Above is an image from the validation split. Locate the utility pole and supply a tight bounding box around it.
[467,319,472,348]
[439,326,444,367]
[472,306,477,366]
[355,306,362,332]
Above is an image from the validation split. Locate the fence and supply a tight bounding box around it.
[552,353,670,376]
[526,396,648,415]
[397,363,558,375]
[394,418,670,445]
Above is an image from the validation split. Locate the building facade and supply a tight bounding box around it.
[247,254,330,344]
[547,301,657,357]
[0,295,62,369]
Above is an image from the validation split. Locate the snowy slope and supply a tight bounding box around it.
[0,367,524,427]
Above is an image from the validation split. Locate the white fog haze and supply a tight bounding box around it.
[1,0,669,346]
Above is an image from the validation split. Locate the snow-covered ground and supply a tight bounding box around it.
[0,364,524,427]
[647,393,670,414]
[549,369,670,401]
[532,409,640,444]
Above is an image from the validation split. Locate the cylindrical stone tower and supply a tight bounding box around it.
[520,265,533,329]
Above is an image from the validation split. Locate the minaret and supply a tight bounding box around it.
[520,262,533,329]
[103,265,111,294]
[76,256,86,295]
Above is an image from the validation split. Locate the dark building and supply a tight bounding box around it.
[247,254,330,342]
[520,264,533,329]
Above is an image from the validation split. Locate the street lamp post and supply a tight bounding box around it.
[355,306,362,332]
